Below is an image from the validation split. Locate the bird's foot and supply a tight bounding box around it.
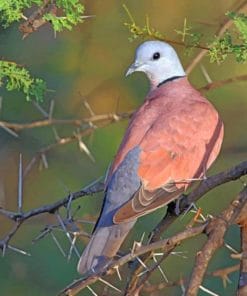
[174,194,187,216]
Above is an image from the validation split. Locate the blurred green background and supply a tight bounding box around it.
[0,0,247,295]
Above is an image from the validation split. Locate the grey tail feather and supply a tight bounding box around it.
[77,220,136,275]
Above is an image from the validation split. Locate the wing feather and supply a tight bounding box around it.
[112,95,223,223]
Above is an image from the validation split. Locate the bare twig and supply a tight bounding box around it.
[199,75,247,92]
[141,264,240,293]
[123,4,209,50]
[21,112,132,176]
[210,264,240,288]
[0,112,132,132]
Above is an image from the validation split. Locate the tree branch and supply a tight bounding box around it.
[0,180,104,255]
[0,112,132,132]
[238,214,247,295]
[185,187,247,295]
[19,0,56,38]
[142,264,240,293]
[185,0,247,74]
[56,161,247,295]
[0,181,104,223]
[58,224,207,296]
[123,160,247,294]
[199,75,247,92]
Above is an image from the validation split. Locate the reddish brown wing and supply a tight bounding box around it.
[113,100,223,224]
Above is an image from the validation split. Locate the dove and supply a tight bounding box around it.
[77,40,224,275]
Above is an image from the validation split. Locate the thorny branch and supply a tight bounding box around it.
[0,112,132,132]
[0,107,132,177]
[0,77,246,295]
[1,74,246,177]
[1,9,247,291]
[1,159,244,295]
[123,160,247,295]
[0,179,104,253]
[59,174,247,296]
[59,224,207,296]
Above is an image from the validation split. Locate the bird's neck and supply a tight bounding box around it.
[146,76,195,101]
[149,75,186,91]
[148,62,186,90]
[157,75,186,88]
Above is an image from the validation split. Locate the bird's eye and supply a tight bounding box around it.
[152,52,160,60]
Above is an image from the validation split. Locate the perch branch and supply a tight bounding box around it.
[124,160,247,294]
[59,161,247,295]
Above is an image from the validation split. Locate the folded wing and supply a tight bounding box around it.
[113,100,223,223]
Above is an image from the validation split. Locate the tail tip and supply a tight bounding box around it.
[77,255,112,275]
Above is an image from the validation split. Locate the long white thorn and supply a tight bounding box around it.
[8,245,31,256]
[224,242,238,254]
[32,101,48,117]
[56,213,80,258]
[50,232,66,257]
[0,125,19,138]
[18,153,23,213]
[199,285,219,296]
[87,285,98,296]
[98,278,121,293]
[153,255,168,283]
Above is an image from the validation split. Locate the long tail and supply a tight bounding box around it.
[77,220,136,275]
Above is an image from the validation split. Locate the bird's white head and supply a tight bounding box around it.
[126,40,186,89]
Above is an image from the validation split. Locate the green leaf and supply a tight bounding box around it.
[0,60,46,101]
[227,12,247,43]
[0,0,42,27]
[43,0,85,32]
[0,0,85,32]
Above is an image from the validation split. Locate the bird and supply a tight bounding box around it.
[77,40,224,275]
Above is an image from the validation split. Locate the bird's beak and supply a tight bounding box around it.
[125,61,142,77]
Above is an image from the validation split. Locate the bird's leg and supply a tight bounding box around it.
[177,198,207,226]
[179,202,198,219]
[173,194,188,216]
[173,169,208,217]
